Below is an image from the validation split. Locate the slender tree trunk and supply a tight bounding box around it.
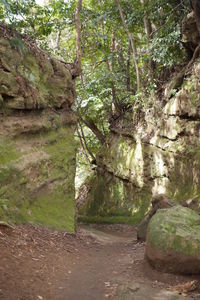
[110,32,122,114]
[115,0,140,92]
[140,0,155,78]
[126,42,131,92]
[77,125,91,165]
[79,121,96,161]
[110,31,115,73]
[71,0,82,77]
[100,22,122,115]
[191,0,200,35]
[116,41,131,92]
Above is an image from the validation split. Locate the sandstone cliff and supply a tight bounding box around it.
[0,26,76,232]
[79,59,200,224]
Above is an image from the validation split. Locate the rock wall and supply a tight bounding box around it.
[79,61,200,224]
[0,27,76,232]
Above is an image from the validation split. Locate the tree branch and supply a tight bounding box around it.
[82,118,105,145]
[77,124,92,165]
[79,121,96,161]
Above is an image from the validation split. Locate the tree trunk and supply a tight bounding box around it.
[100,23,122,115]
[126,42,131,92]
[140,0,155,79]
[115,0,140,92]
[77,125,91,165]
[79,121,96,161]
[191,0,200,35]
[71,0,82,77]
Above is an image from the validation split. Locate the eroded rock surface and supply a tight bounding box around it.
[0,26,76,232]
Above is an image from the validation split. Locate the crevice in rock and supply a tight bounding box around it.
[165,113,200,121]
[158,131,185,142]
[149,174,169,181]
[179,114,200,121]
[99,165,141,188]
[140,140,176,154]
[0,59,11,73]
[1,106,69,115]
[1,93,15,102]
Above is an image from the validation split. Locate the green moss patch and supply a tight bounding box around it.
[0,127,76,232]
[28,188,75,232]
[147,206,200,257]
[78,171,151,225]
[0,139,19,165]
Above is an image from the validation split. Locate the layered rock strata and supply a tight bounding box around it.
[0,26,76,232]
[79,60,200,224]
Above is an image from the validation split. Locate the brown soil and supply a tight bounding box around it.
[0,223,200,300]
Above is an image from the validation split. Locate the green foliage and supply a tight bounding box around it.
[0,0,76,51]
[150,26,182,67]
[147,0,189,67]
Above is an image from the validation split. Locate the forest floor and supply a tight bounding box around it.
[0,224,200,300]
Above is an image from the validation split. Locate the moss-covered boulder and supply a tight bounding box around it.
[0,26,76,232]
[146,206,200,274]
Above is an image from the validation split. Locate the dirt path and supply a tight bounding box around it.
[0,224,200,300]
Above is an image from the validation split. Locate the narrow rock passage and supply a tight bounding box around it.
[0,224,199,300]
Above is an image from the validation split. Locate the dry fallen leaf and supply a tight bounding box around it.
[171,280,198,294]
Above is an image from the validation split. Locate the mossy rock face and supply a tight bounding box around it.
[78,170,151,225]
[146,206,200,274]
[79,38,200,228]
[0,128,77,233]
[0,31,74,110]
[0,28,77,232]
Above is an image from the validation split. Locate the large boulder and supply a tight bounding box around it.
[146,206,200,274]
